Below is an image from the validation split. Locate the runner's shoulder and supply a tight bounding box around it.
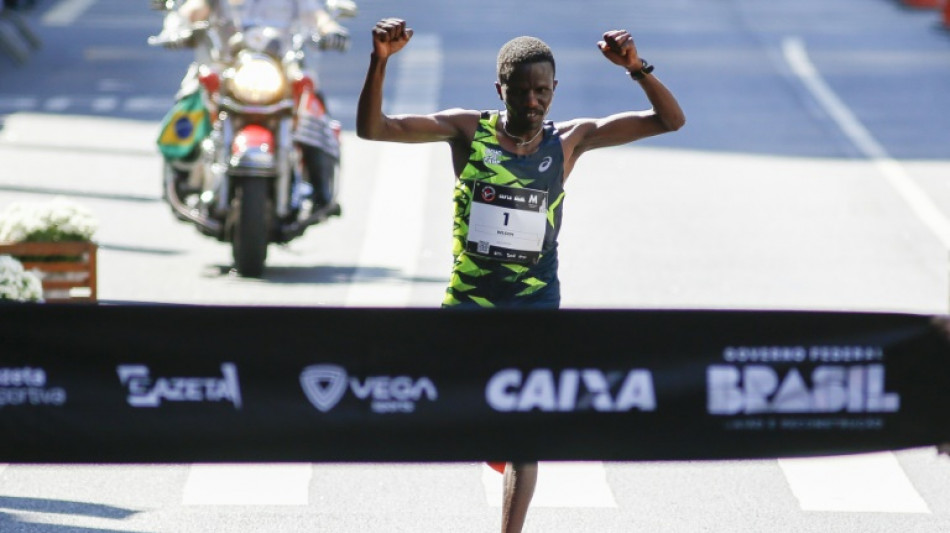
[433,108,481,120]
[434,108,481,142]
[554,117,598,136]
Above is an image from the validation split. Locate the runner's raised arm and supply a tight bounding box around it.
[356,18,475,144]
[557,29,686,178]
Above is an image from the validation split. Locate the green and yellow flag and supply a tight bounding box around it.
[156,91,210,160]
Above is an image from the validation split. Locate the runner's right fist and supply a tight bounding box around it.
[371,18,413,59]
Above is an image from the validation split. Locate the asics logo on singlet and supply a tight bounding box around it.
[538,156,553,172]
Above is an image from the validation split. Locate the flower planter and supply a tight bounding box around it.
[0,241,97,302]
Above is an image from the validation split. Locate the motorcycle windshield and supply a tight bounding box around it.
[233,0,319,36]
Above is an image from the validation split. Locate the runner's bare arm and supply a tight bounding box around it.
[356,18,476,143]
[560,30,685,163]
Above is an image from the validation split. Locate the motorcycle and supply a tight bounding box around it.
[148,0,356,277]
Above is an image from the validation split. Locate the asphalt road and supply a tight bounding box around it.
[2,0,950,531]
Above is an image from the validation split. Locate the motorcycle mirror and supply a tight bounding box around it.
[325,0,358,19]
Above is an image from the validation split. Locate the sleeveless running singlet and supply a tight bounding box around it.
[442,111,566,309]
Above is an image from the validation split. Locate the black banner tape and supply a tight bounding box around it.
[1,305,949,462]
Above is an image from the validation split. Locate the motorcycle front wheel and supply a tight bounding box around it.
[230,177,271,278]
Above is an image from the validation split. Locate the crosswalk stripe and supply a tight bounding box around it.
[0,96,171,115]
[0,97,37,111]
[44,97,70,112]
[182,463,313,506]
[91,97,119,113]
[778,452,930,513]
[345,34,443,307]
[84,46,159,61]
[124,96,172,113]
[0,95,346,120]
[41,0,97,27]
[0,459,936,514]
[481,462,618,508]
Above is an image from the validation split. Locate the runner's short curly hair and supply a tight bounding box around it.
[496,36,555,84]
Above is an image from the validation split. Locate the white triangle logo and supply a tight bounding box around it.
[300,365,348,412]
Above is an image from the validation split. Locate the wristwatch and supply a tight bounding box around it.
[628,58,655,81]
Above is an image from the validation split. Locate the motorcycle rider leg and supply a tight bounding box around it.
[299,140,340,213]
[293,88,341,215]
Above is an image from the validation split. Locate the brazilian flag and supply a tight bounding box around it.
[156,91,210,160]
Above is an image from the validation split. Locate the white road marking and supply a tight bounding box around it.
[44,96,70,112]
[97,79,133,92]
[345,34,442,307]
[91,97,119,113]
[481,462,618,508]
[84,46,159,61]
[124,96,173,113]
[779,452,930,513]
[783,37,950,249]
[0,97,38,111]
[41,0,98,27]
[0,96,172,115]
[182,463,313,506]
[70,16,161,29]
[776,39,945,496]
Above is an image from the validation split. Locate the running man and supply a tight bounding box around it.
[356,17,685,533]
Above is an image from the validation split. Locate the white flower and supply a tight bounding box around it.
[0,255,43,302]
[0,197,98,243]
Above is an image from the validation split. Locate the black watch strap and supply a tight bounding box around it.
[628,58,655,81]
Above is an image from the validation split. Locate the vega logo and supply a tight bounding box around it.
[117,363,242,409]
[300,365,348,412]
[300,364,438,414]
[486,368,656,412]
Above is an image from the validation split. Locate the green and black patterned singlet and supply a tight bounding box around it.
[442,111,566,309]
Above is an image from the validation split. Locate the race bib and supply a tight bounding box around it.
[466,182,548,264]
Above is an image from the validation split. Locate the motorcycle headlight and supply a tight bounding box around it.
[229,53,286,105]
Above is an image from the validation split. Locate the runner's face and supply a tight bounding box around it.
[496,62,557,132]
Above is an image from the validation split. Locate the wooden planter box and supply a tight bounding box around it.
[0,241,97,303]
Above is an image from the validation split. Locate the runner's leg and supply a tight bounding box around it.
[501,461,537,533]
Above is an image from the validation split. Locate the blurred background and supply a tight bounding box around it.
[1,1,950,531]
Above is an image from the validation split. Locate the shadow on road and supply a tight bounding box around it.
[98,243,184,257]
[0,495,142,532]
[0,184,159,204]
[207,264,446,286]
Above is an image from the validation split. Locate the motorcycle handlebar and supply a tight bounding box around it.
[147,21,212,49]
